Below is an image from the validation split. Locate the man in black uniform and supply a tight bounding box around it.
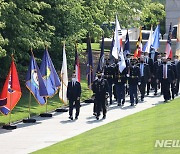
[92,71,109,120]
[128,58,140,106]
[104,59,114,105]
[144,51,154,95]
[114,59,127,106]
[153,54,162,95]
[138,56,151,101]
[157,57,175,102]
[67,73,81,120]
[172,55,180,96]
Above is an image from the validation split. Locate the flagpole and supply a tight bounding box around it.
[3,54,17,129]
[23,48,36,123]
[40,45,52,117]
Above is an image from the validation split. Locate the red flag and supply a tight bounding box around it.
[0,57,22,115]
[134,27,142,58]
[75,44,81,82]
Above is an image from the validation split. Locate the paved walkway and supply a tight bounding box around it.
[0,92,165,154]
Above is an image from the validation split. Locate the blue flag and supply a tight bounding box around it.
[123,30,130,58]
[40,49,61,97]
[26,54,48,105]
[96,35,105,72]
[86,33,93,89]
[152,25,160,50]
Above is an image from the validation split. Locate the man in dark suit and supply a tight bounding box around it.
[128,58,140,106]
[157,57,175,102]
[144,52,154,95]
[138,56,151,101]
[104,59,114,105]
[67,73,81,120]
[92,71,109,120]
[153,54,162,95]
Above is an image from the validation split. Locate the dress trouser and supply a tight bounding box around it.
[129,84,138,104]
[161,79,171,101]
[96,97,106,117]
[69,99,80,117]
[116,83,125,103]
[139,77,146,99]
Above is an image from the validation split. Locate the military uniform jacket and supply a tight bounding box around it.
[137,63,151,83]
[92,79,109,98]
[128,65,140,85]
[104,64,114,83]
[114,64,127,84]
[67,81,81,101]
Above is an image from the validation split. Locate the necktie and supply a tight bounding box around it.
[141,64,143,76]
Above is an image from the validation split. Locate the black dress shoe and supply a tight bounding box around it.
[75,116,78,120]
[136,99,138,104]
[69,116,73,120]
[164,100,168,103]
[154,93,157,96]
[147,93,149,96]
[96,116,99,120]
[103,115,106,119]
[131,103,134,106]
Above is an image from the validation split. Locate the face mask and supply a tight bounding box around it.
[72,77,76,82]
[174,59,178,62]
[167,61,171,65]
[97,75,101,79]
[157,59,161,62]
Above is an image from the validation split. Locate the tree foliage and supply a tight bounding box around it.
[0,0,165,80]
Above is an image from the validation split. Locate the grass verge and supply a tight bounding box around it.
[33,97,180,154]
[0,79,92,126]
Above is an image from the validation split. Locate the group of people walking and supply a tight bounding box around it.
[66,49,180,121]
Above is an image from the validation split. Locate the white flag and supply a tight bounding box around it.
[118,51,126,73]
[112,15,122,59]
[59,42,68,104]
[145,26,153,53]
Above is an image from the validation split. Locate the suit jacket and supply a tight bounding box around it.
[145,57,154,74]
[128,65,140,85]
[153,61,162,78]
[67,81,81,101]
[158,64,175,83]
[138,63,151,83]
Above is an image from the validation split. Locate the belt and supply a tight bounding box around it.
[130,76,138,79]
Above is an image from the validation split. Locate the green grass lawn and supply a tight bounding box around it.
[0,79,92,126]
[81,43,110,52]
[33,98,180,154]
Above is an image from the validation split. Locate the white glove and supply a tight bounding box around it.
[126,74,129,77]
[138,82,141,85]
